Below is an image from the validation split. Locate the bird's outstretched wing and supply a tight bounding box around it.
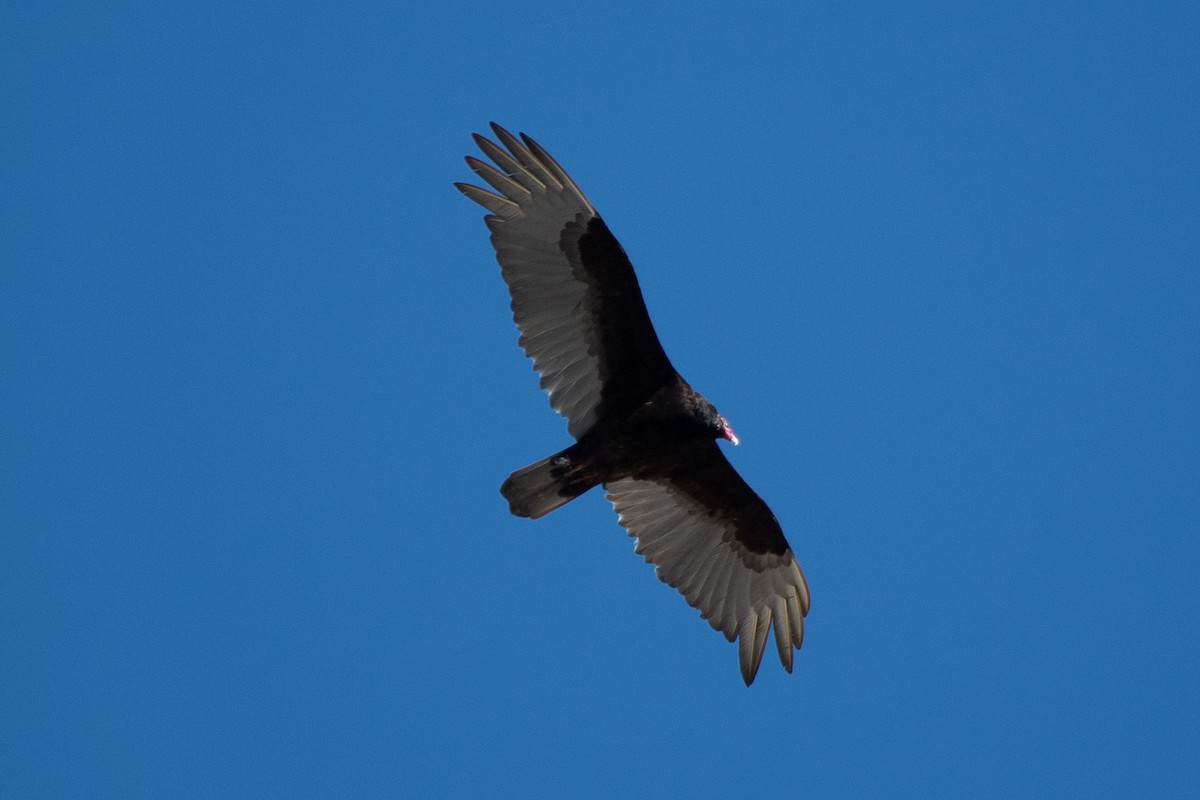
[455,124,678,439]
[605,441,810,685]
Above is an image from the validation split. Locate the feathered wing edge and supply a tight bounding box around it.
[605,476,810,685]
[455,124,608,438]
[453,123,595,221]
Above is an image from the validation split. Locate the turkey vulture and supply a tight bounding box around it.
[456,124,809,685]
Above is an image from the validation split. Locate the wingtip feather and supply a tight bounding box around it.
[456,182,519,217]
[773,598,794,673]
[738,611,770,686]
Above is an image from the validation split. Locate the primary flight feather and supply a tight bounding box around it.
[456,124,809,685]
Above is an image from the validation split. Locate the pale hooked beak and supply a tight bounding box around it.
[719,415,739,446]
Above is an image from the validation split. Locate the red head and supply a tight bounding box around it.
[718,415,739,446]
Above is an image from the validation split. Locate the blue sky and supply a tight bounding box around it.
[3,1,1198,797]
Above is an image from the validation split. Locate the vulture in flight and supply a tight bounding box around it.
[456,124,809,685]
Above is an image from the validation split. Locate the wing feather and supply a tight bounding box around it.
[458,124,678,438]
[465,156,533,200]
[605,442,809,685]
[472,134,545,193]
[453,183,518,217]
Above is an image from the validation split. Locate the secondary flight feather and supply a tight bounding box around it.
[456,124,809,685]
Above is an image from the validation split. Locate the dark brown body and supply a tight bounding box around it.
[501,376,728,519]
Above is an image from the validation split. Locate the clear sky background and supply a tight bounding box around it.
[3,1,1198,797]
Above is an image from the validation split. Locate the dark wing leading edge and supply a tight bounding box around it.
[605,440,810,685]
[455,124,679,439]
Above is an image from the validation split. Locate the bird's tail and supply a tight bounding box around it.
[501,448,595,519]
